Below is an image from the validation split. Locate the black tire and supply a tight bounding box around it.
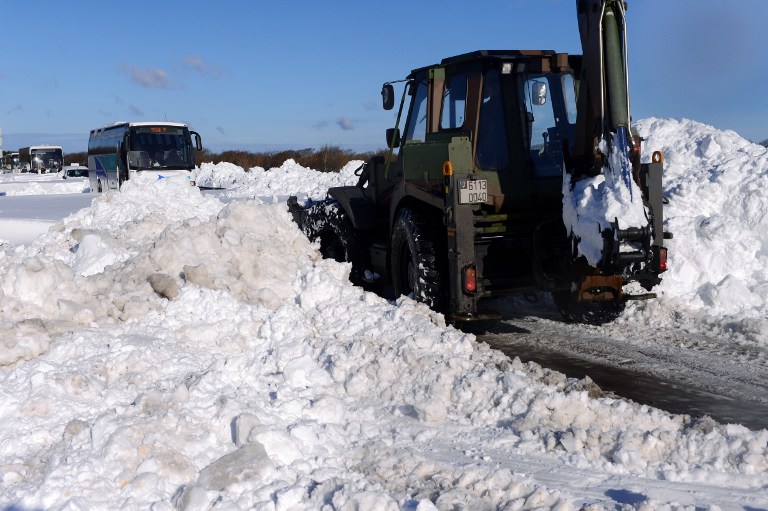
[551,290,625,325]
[390,207,445,310]
[302,200,366,285]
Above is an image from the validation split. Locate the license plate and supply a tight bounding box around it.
[458,179,488,204]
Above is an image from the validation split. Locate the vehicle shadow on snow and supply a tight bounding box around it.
[457,293,561,336]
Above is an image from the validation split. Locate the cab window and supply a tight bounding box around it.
[524,74,565,177]
[476,69,509,170]
[440,74,467,130]
[403,80,428,143]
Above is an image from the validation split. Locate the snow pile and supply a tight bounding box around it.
[0,177,224,335]
[1,153,768,509]
[628,118,768,340]
[194,161,251,189]
[1,119,768,509]
[197,158,362,202]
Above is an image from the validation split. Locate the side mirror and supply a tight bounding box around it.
[381,83,395,110]
[532,81,547,105]
[386,127,400,148]
[191,131,203,151]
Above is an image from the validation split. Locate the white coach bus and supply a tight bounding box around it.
[19,145,64,173]
[88,121,202,192]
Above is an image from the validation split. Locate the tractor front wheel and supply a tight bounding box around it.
[302,200,366,285]
[390,207,445,311]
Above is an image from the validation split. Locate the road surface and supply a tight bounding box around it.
[463,296,768,431]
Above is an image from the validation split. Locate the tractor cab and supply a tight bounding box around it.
[381,50,580,217]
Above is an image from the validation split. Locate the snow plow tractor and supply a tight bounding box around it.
[290,0,670,324]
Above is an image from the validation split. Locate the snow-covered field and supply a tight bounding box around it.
[1,119,767,510]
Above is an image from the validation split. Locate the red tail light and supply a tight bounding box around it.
[463,266,477,293]
[659,247,668,272]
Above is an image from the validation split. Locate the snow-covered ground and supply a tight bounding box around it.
[1,120,767,510]
[0,171,92,244]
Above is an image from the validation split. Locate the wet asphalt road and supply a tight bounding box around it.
[460,308,768,432]
[480,339,768,431]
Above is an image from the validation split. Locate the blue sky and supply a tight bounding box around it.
[2,0,767,154]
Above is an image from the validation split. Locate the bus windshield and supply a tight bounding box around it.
[127,126,194,170]
[3,153,20,170]
[31,149,63,171]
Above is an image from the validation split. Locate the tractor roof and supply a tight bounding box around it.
[408,50,576,77]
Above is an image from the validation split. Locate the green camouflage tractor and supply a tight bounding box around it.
[290,0,669,324]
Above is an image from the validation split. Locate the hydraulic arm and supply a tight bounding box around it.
[571,0,632,189]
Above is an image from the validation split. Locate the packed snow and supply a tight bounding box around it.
[562,133,650,267]
[1,119,767,510]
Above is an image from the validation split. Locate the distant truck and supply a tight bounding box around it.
[88,121,202,192]
[19,145,63,173]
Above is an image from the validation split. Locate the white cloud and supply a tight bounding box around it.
[119,65,175,89]
[337,116,354,131]
[182,55,223,79]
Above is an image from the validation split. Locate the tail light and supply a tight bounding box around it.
[463,266,477,293]
[659,247,668,272]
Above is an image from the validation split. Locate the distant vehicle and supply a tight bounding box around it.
[19,146,64,173]
[87,121,202,193]
[61,165,89,179]
[2,152,20,172]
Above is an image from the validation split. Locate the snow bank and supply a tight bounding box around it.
[196,158,362,202]
[627,118,768,342]
[1,156,767,509]
[0,173,89,196]
[194,161,250,189]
